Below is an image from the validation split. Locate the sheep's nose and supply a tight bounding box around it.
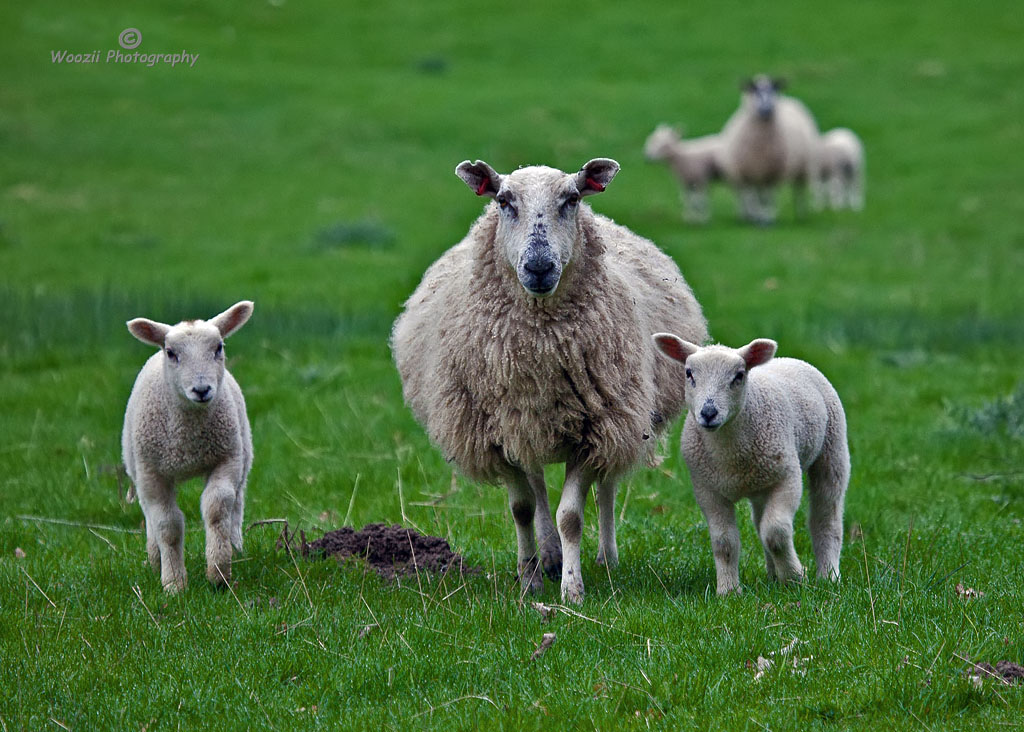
[192,385,212,401]
[524,256,555,275]
[699,402,719,423]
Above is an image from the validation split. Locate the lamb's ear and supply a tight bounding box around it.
[456,160,502,198]
[576,158,619,196]
[652,333,700,364]
[210,301,254,339]
[739,338,777,369]
[127,318,170,348]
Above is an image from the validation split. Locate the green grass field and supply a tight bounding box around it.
[2,1,1023,729]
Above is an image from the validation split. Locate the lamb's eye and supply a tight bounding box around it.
[215,342,224,357]
[685,367,695,385]
[166,348,178,362]
[732,370,745,385]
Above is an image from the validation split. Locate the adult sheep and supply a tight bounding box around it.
[718,75,824,225]
[391,158,708,603]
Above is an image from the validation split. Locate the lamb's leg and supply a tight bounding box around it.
[507,469,543,594]
[595,476,619,568]
[757,477,805,583]
[556,461,596,604]
[695,488,741,595]
[749,497,777,580]
[808,436,850,581]
[527,471,562,580]
[849,171,865,212]
[201,464,240,587]
[136,468,186,593]
[230,473,247,553]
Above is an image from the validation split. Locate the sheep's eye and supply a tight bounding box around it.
[166,348,178,362]
[564,193,581,207]
[496,195,509,209]
[685,367,695,385]
[215,342,224,357]
[732,370,745,385]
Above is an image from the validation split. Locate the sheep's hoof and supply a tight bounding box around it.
[162,575,187,594]
[561,581,585,605]
[595,549,619,568]
[207,564,232,587]
[539,542,563,581]
[518,559,544,595]
[716,584,742,596]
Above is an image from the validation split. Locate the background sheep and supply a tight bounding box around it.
[391,158,708,603]
[718,75,824,225]
[122,301,254,593]
[819,127,865,211]
[652,335,849,595]
[644,124,725,224]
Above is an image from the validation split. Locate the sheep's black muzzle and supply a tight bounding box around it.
[519,245,561,296]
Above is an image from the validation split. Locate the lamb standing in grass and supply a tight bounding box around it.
[652,335,849,595]
[718,75,824,225]
[819,127,865,211]
[644,124,725,224]
[391,158,708,604]
[122,301,254,593]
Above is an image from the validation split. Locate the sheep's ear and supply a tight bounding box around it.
[210,301,254,339]
[456,160,502,198]
[653,333,700,364]
[771,77,787,92]
[127,318,170,348]
[576,158,619,196]
[739,338,777,369]
[740,77,756,92]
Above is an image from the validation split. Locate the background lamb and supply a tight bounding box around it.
[819,127,866,211]
[718,75,824,225]
[652,335,849,595]
[644,124,725,224]
[122,301,254,593]
[391,158,708,603]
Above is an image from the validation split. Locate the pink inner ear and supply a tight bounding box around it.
[476,179,490,196]
[585,177,605,193]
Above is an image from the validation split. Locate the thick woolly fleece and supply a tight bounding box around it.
[123,353,252,486]
[718,95,822,187]
[392,205,707,485]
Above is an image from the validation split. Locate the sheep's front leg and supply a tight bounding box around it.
[750,497,777,580]
[556,462,596,604]
[135,468,186,593]
[594,476,620,568]
[201,463,241,587]
[507,469,543,594]
[695,487,741,595]
[528,471,562,580]
[757,477,805,584]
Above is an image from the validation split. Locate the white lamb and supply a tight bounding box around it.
[819,127,865,211]
[718,75,824,225]
[644,124,725,224]
[652,335,849,595]
[391,158,708,604]
[122,301,254,593]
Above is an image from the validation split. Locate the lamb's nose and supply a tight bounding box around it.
[192,385,212,401]
[699,402,718,423]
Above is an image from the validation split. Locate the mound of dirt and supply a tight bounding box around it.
[302,523,479,579]
[971,660,1024,684]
